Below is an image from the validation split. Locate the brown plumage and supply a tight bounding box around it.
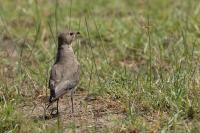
[48,30,80,114]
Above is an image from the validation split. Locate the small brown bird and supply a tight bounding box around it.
[47,30,80,114]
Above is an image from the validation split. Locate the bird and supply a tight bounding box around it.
[47,30,80,115]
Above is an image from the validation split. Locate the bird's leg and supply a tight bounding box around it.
[71,90,74,113]
[56,99,59,115]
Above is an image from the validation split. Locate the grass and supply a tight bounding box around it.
[0,0,200,132]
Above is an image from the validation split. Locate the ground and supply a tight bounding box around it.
[0,0,200,132]
[21,89,126,132]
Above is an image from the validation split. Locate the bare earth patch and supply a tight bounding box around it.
[20,90,126,132]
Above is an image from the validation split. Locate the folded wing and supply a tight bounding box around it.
[49,63,80,103]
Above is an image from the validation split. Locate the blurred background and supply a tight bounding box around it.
[0,0,200,132]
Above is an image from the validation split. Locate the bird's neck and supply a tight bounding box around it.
[55,44,75,64]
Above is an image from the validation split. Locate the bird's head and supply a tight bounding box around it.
[58,30,80,45]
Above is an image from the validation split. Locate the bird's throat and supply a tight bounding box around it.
[55,45,75,64]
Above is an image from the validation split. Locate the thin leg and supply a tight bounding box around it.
[56,99,59,114]
[71,90,74,113]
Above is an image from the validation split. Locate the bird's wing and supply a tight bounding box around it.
[53,80,77,100]
[50,63,80,102]
[49,64,62,98]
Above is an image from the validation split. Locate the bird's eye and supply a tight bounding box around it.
[69,32,74,36]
